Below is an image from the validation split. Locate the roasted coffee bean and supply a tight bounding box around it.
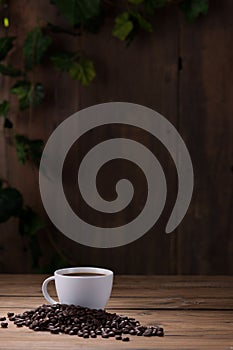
[157,330,164,337]
[108,331,115,337]
[122,337,130,342]
[102,333,109,338]
[7,303,164,342]
[1,322,8,328]
[115,335,122,340]
[8,317,15,322]
[50,328,60,334]
[7,312,14,318]
[136,331,143,336]
[143,329,152,336]
[122,328,129,334]
[0,317,6,321]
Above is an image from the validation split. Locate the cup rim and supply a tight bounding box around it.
[54,267,113,278]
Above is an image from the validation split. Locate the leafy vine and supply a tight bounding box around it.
[0,0,209,271]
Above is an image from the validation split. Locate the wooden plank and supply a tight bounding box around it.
[0,276,233,308]
[0,276,232,349]
[37,4,180,275]
[0,310,232,349]
[178,0,233,274]
[0,0,233,276]
[1,295,233,310]
[0,1,180,275]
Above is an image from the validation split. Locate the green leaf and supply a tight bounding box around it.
[15,134,30,164]
[69,58,96,86]
[0,100,12,128]
[83,11,104,33]
[0,63,22,76]
[28,139,43,167]
[11,80,44,110]
[15,134,43,166]
[19,207,44,236]
[23,27,52,70]
[4,117,13,128]
[11,80,30,110]
[131,12,153,32]
[0,100,9,118]
[51,0,101,26]
[0,187,23,223]
[128,0,144,4]
[0,37,15,61]
[145,0,168,13]
[31,83,44,107]
[112,12,134,41]
[180,0,209,21]
[50,52,78,72]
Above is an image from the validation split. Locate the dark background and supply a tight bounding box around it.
[0,0,232,274]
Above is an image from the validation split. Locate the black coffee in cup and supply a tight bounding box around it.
[62,272,105,277]
[42,267,113,308]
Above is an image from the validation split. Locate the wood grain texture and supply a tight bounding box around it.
[0,275,233,349]
[0,275,232,309]
[0,0,232,274]
[178,0,233,274]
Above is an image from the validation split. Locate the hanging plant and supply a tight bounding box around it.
[0,0,209,272]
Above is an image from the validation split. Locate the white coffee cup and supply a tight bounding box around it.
[42,267,113,309]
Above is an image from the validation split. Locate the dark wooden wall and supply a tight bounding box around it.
[0,0,232,274]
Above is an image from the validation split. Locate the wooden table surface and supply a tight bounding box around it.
[0,275,232,350]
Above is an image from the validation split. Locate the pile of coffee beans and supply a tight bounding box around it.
[1,304,164,342]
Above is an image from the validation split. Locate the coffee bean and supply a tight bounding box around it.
[122,337,130,342]
[143,329,152,336]
[136,331,143,336]
[50,328,60,334]
[115,335,122,340]
[1,322,8,328]
[102,333,109,338]
[157,330,164,337]
[122,328,129,334]
[9,317,15,322]
[0,317,6,321]
[6,303,164,341]
[108,331,115,337]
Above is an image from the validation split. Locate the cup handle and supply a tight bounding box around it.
[42,276,57,304]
